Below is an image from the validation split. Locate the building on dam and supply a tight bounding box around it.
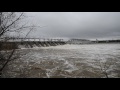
[67,39,92,44]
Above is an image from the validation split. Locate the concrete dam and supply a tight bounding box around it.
[0,38,67,50]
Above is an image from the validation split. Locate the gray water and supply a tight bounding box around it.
[2,44,120,78]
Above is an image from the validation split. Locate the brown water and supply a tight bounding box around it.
[2,44,120,78]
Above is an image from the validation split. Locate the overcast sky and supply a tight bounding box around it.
[21,12,120,40]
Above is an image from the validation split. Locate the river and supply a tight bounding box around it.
[2,44,120,78]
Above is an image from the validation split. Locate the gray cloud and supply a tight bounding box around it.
[23,12,120,40]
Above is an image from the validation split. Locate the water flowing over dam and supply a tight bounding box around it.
[1,38,120,50]
[0,38,67,50]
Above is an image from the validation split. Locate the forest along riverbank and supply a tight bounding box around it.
[2,44,120,78]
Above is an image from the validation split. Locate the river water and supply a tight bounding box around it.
[2,44,120,78]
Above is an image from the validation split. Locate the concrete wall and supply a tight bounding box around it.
[0,41,66,50]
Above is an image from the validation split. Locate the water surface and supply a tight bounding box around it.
[3,44,120,78]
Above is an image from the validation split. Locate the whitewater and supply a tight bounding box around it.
[2,44,120,78]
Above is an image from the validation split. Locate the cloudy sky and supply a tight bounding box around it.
[22,12,120,40]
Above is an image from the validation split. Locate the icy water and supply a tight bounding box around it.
[2,44,120,78]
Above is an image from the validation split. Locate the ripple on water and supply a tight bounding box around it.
[2,44,120,78]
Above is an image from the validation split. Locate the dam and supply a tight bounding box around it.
[0,38,67,50]
[0,37,120,50]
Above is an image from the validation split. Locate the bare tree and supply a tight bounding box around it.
[0,12,37,77]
